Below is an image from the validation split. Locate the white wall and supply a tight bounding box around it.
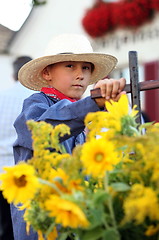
[9,0,93,58]
[0,55,15,90]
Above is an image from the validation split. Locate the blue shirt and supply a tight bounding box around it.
[12,92,100,240]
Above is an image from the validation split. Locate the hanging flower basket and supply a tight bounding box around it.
[82,0,158,38]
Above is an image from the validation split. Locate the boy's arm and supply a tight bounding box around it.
[14,93,101,144]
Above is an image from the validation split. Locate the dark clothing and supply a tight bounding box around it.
[11,92,100,240]
[0,191,14,240]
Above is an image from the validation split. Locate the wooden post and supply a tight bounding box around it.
[90,51,159,124]
[129,51,141,124]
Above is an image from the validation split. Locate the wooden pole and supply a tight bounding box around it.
[129,51,141,124]
[90,51,159,125]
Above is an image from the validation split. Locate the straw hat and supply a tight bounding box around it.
[18,34,118,91]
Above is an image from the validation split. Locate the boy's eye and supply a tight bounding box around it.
[83,65,92,72]
[83,66,90,70]
[66,64,73,68]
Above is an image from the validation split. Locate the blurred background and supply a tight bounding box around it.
[0,0,159,122]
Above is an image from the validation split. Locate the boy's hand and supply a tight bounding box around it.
[93,77,126,108]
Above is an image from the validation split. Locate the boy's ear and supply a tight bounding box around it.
[41,67,51,81]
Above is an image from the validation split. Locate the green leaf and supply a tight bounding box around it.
[87,208,105,229]
[32,0,47,6]
[81,227,104,240]
[139,121,154,132]
[110,182,130,192]
[58,232,69,240]
[103,228,121,240]
[92,190,109,205]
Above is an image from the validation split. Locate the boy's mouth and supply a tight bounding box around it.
[72,84,83,88]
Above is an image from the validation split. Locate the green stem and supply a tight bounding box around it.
[129,126,140,136]
[60,144,67,154]
[103,217,109,229]
[104,171,121,239]
[38,178,63,195]
[74,234,80,240]
[45,222,55,238]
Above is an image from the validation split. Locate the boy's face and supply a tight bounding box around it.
[42,61,93,99]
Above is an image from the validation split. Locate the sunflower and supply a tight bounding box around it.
[49,168,83,194]
[106,94,129,117]
[45,195,89,228]
[37,229,58,240]
[0,162,40,204]
[105,94,138,132]
[49,168,69,193]
[81,138,120,178]
[46,227,58,240]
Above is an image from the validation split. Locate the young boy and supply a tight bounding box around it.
[11,34,126,240]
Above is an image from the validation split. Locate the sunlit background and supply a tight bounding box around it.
[0,0,32,31]
[0,0,159,121]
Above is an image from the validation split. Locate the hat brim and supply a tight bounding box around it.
[18,53,117,91]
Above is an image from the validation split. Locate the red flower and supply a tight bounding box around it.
[113,0,152,28]
[82,2,114,37]
[151,0,159,11]
[82,0,157,38]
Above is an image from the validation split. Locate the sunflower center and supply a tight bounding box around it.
[95,153,104,162]
[14,175,27,187]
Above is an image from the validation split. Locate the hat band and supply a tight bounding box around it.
[58,52,74,55]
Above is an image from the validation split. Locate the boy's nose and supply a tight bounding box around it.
[76,68,84,80]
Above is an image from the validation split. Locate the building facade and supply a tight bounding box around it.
[1,0,159,121]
